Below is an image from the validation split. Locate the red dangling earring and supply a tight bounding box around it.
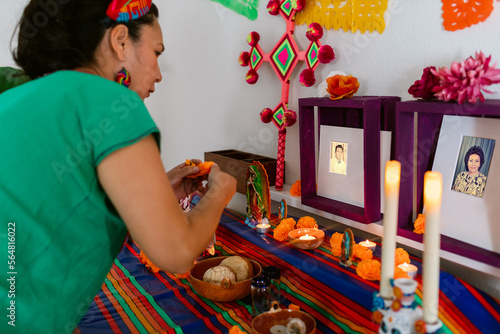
[116,67,131,88]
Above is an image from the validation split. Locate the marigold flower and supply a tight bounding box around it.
[288,304,301,311]
[290,180,301,196]
[395,248,410,266]
[414,319,426,334]
[279,218,296,229]
[139,250,162,273]
[229,325,247,334]
[185,160,214,178]
[273,225,292,242]
[296,216,317,229]
[330,232,344,257]
[353,244,373,261]
[394,266,410,280]
[356,259,381,281]
[326,74,359,100]
[413,213,425,234]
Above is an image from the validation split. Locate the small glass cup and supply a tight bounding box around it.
[251,275,271,317]
[263,266,281,304]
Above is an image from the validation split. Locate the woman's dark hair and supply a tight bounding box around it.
[12,0,159,79]
[464,145,485,172]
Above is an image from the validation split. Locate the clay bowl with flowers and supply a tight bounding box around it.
[252,301,316,334]
[188,256,262,302]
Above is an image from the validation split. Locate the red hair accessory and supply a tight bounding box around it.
[106,0,152,22]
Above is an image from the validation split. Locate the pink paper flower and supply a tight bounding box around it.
[431,51,500,104]
[408,66,440,100]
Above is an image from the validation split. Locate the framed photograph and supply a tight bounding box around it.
[329,141,348,175]
[450,136,495,198]
[317,125,392,213]
[431,115,500,253]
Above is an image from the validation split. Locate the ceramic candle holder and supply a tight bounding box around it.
[398,262,418,280]
[288,228,324,250]
[359,240,377,252]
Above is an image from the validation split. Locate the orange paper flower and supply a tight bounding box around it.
[353,244,373,261]
[185,159,214,178]
[326,74,360,100]
[289,304,301,311]
[413,213,425,234]
[372,310,383,324]
[356,259,381,281]
[296,216,317,229]
[273,224,294,242]
[330,232,344,257]
[290,180,301,196]
[395,248,410,266]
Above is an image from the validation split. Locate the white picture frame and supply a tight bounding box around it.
[317,125,392,213]
[431,115,499,253]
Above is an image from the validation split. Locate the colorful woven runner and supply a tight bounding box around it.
[77,209,500,333]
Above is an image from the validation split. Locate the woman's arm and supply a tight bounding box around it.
[97,135,236,273]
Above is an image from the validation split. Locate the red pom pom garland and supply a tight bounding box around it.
[247,32,260,47]
[299,69,316,87]
[306,23,323,42]
[318,45,335,64]
[238,52,250,67]
[260,108,273,123]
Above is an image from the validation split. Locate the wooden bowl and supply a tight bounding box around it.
[188,256,262,302]
[288,228,325,250]
[252,303,316,334]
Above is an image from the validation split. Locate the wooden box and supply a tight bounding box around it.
[298,96,400,224]
[204,150,278,194]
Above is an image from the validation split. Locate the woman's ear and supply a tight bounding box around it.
[109,24,130,61]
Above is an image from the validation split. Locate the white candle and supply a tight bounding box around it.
[380,161,401,299]
[359,239,376,252]
[422,171,442,324]
[255,223,271,234]
[398,262,418,279]
[299,234,316,240]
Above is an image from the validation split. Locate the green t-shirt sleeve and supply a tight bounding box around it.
[79,85,161,166]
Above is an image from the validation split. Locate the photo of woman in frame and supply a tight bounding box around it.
[329,141,347,175]
[451,136,495,198]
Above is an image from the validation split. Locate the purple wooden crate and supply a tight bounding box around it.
[298,96,400,224]
[395,99,500,267]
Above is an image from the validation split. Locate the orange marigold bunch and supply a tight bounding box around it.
[290,180,301,196]
[296,216,317,229]
[353,244,373,261]
[139,250,162,273]
[413,213,425,234]
[356,259,381,281]
[330,232,344,257]
[395,248,411,266]
[273,218,296,242]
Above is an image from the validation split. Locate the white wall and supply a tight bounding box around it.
[2,0,500,203]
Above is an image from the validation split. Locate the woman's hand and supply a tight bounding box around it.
[206,164,237,206]
[166,159,207,200]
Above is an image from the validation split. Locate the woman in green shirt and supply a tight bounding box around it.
[0,1,236,332]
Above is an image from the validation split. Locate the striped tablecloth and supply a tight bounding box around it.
[77,209,500,333]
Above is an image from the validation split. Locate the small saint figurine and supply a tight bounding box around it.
[245,161,271,228]
[340,228,354,267]
[278,199,287,223]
